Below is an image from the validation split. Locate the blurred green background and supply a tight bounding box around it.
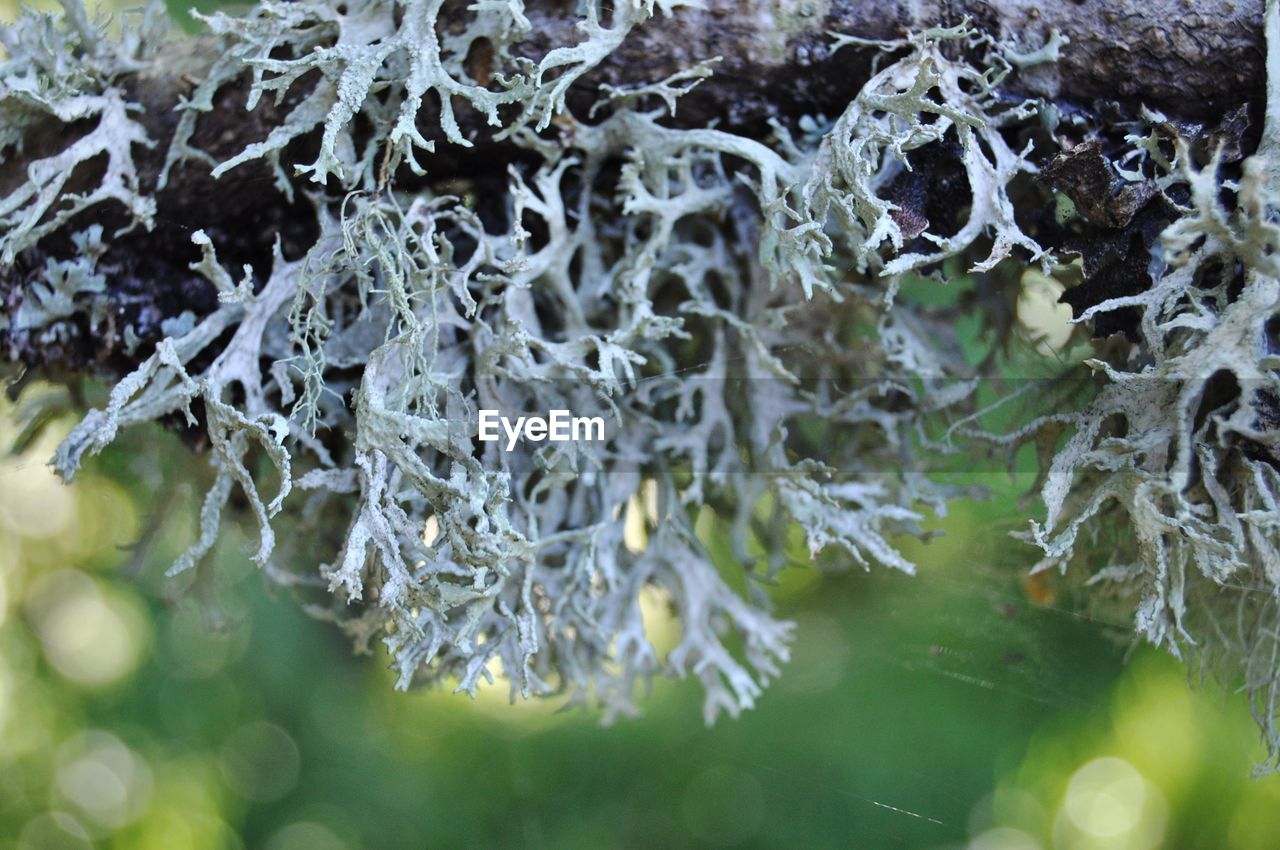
[4,384,1280,850]
[3,1,1280,847]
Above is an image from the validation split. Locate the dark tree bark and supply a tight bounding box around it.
[0,0,1266,377]
[525,0,1265,127]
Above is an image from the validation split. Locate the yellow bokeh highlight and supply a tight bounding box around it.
[125,756,243,850]
[1055,757,1166,850]
[54,730,155,831]
[25,570,150,688]
[968,826,1043,850]
[1107,659,1201,796]
[987,651,1280,850]
[1017,269,1075,356]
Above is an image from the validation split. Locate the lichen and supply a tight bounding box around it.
[984,0,1280,773]
[3,0,1278,767]
[0,0,165,263]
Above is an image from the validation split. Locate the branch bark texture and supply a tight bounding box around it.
[528,0,1264,126]
[2,0,1264,375]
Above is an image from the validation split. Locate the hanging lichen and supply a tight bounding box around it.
[2,0,1278,771]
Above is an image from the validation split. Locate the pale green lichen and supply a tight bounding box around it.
[11,225,108,332]
[0,1,165,262]
[4,0,1279,766]
[992,0,1280,773]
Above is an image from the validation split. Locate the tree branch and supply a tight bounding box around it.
[0,0,1265,376]
[525,0,1264,127]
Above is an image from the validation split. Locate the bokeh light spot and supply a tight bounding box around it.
[164,601,251,680]
[26,570,148,687]
[54,730,154,831]
[266,821,349,850]
[1056,757,1166,850]
[0,459,76,541]
[1016,269,1074,355]
[967,826,1043,850]
[779,612,851,695]
[220,721,300,802]
[17,811,93,850]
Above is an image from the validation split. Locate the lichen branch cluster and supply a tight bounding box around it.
[2,0,1279,767]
